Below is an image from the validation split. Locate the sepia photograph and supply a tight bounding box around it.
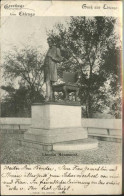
[1,15,122,164]
[0,0,123,195]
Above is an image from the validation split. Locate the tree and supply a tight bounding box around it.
[1,85,45,117]
[47,16,121,118]
[101,47,122,118]
[3,46,45,92]
[1,85,29,117]
[2,46,45,117]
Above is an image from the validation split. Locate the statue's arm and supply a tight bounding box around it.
[56,48,63,62]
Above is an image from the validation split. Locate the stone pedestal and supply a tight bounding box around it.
[22,102,88,150]
[31,102,82,129]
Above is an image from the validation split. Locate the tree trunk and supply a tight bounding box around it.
[87,64,93,118]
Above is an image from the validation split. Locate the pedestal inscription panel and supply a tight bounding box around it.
[32,103,81,129]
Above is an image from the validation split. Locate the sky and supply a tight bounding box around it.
[1,16,70,57]
[1,15,121,59]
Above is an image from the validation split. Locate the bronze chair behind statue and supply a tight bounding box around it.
[52,72,79,101]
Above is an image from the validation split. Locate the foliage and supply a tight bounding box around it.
[1,85,45,117]
[101,46,122,118]
[1,47,45,117]
[3,47,45,91]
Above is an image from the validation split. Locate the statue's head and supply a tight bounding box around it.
[47,37,56,47]
[47,38,53,47]
[47,37,58,47]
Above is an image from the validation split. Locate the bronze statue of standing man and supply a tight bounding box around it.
[44,38,63,101]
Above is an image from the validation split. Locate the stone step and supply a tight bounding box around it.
[19,138,98,151]
[88,134,121,143]
[24,127,87,144]
[53,138,98,151]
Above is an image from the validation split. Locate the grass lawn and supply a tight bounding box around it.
[0,132,122,164]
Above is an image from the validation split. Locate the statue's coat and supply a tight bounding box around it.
[44,45,62,82]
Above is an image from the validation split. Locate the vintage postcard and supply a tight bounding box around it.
[0,0,123,195]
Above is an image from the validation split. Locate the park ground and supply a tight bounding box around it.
[0,132,122,164]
